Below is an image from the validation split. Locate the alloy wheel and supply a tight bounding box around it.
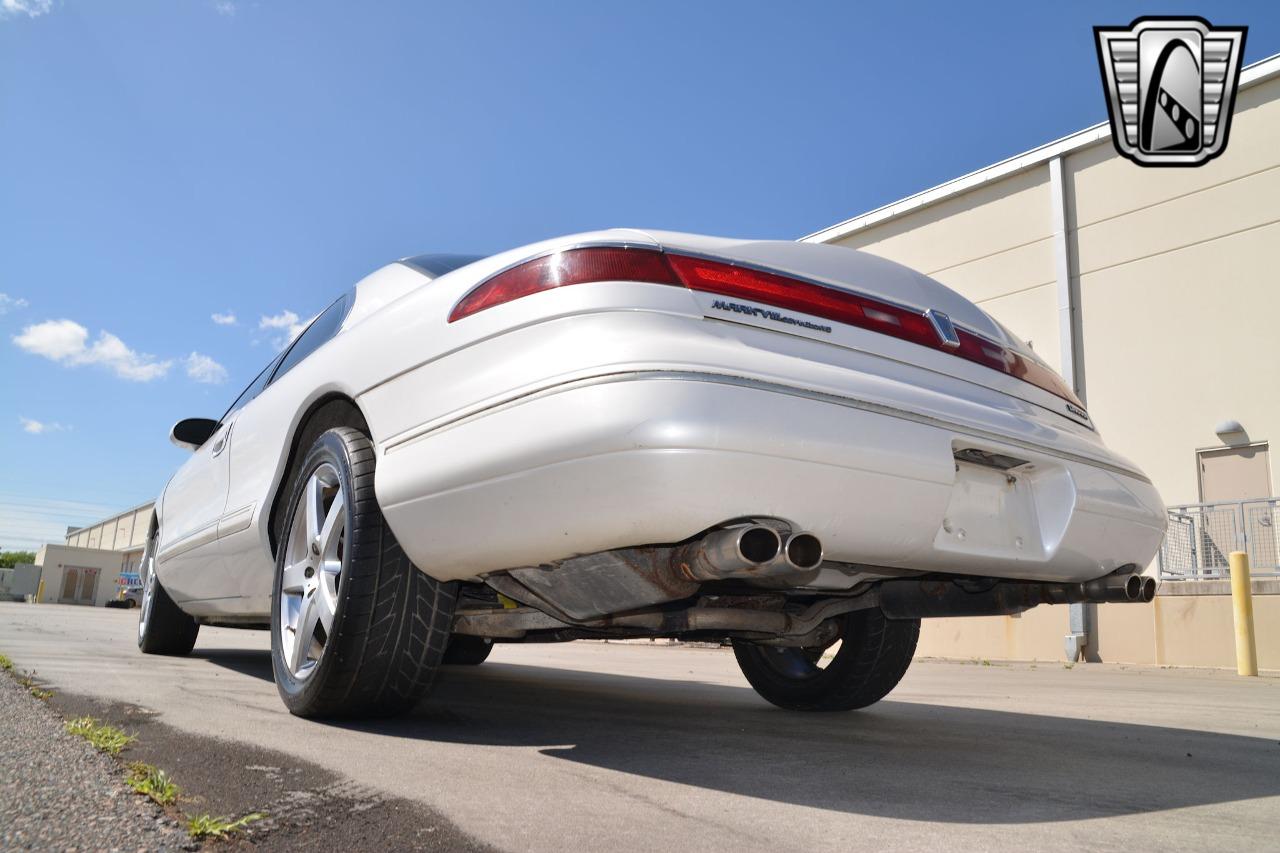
[137,538,157,641]
[278,463,346,680]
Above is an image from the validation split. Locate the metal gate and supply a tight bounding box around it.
[1159,498,1280,579]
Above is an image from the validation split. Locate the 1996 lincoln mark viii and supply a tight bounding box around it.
[137,230,1165,717]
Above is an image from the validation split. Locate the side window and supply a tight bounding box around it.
[221,351,285,422]
[270,294,351,384]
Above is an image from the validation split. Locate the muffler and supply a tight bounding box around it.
[499,520,821,621]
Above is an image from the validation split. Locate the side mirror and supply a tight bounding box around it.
[170,418,220,451]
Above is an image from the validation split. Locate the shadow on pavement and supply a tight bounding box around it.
[199,649,1280,824]
[192,649,275,682]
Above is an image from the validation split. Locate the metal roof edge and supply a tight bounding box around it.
[802,52,1280,245]
[65,499,157,538]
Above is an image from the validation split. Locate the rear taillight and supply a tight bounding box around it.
[448,246,1083,410]
[447,247,679,322]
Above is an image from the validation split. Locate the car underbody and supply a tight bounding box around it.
[441,518,1158,648]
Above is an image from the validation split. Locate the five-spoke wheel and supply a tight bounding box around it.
[269,427,457,718]
[137,518,200,656]
[278,463,346,679]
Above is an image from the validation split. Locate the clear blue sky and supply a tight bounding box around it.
[3,1,1278,550]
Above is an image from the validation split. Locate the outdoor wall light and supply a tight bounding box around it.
[1214,419,1248,444]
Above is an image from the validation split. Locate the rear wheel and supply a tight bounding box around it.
[732,609,919,711]
[270,427,457,718]
[443,635,493,665]
[137,523,200,656]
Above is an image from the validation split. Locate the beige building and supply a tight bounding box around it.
[30,500,157,606]
[34,543,138,607]
[805,54,1280,668]
[63,500,154,574]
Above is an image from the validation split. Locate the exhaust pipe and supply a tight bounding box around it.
[879,570,1159,619]
[1082,571,1158,603]
[674,524,782,581]
[782,532,824,571]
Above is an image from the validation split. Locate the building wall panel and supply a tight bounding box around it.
[1076,221,1280,504]
[831,167,1053,299]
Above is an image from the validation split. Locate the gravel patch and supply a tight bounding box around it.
[0,673,193,852]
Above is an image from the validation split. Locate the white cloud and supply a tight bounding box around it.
[1,0,54,18]
[259,309,308,349]
[19,417,68,434]
[0,293,28,314]
[185,351,228,384]
[259,309,300,331]
[211,311,238,326]
[13,319,173,382]
[213,1,236,16]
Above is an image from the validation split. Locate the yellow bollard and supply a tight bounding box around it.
[35,579,44,603]
[1228,551,1258,677]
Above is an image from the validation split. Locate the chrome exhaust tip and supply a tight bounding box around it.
[1141,576,1157,603]
[677,524,782,581]
[783,532,824,571]
[737,525,784,565]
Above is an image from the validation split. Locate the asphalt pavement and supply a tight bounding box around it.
[0,602,1277,852]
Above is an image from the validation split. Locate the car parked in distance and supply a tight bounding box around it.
[137,230,1165,717]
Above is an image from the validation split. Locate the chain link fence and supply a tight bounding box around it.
[1159,498,1280,579]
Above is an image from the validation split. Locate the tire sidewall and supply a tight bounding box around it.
[270,431,356,710]
[736,614,862,703]
[733,609,918,710]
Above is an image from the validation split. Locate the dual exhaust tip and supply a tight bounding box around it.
[734,524,824,572]
[692,523,823,580]
[1081,569,1157,603]
[1122,573,1158,603]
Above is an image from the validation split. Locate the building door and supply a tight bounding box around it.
[1197,444,1272,570]
[1198,444,1271,502]
[60,568,79,601]
[77,567,99,604]
[58,566,100,605]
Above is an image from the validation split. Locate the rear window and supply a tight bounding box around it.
[400,253,486,278]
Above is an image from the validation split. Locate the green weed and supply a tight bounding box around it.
[64,716,135,755]
[187,812,266,840]
[126,762,179,805]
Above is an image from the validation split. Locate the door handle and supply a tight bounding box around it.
[211,423,232,457]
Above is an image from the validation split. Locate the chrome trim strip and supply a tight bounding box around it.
[382,369,1149,484]
[156,520,220,562]
[217,504,255,538]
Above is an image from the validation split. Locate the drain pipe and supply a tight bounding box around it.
[1050,154,1092,663]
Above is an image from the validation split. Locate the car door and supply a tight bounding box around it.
[155,418,235,602]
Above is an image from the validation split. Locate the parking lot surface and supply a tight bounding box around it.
[0,602,1277,851]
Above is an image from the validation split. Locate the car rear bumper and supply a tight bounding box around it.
[373,372,1166,584]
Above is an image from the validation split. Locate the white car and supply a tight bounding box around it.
[137,229,1166,717]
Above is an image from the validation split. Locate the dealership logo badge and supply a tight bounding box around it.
[1095,17,1246,166]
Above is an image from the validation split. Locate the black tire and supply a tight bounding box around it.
[443,635,493,666]
[732,609,919,711]
[137,524,200,656]
[270,427,457,718]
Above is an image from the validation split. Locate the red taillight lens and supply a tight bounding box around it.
[665,254,942,349]
[447,246,679,322]
[664,253,1084,409]
[447,245,1083,410]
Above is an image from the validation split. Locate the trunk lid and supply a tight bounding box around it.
[642,231,1090,429]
